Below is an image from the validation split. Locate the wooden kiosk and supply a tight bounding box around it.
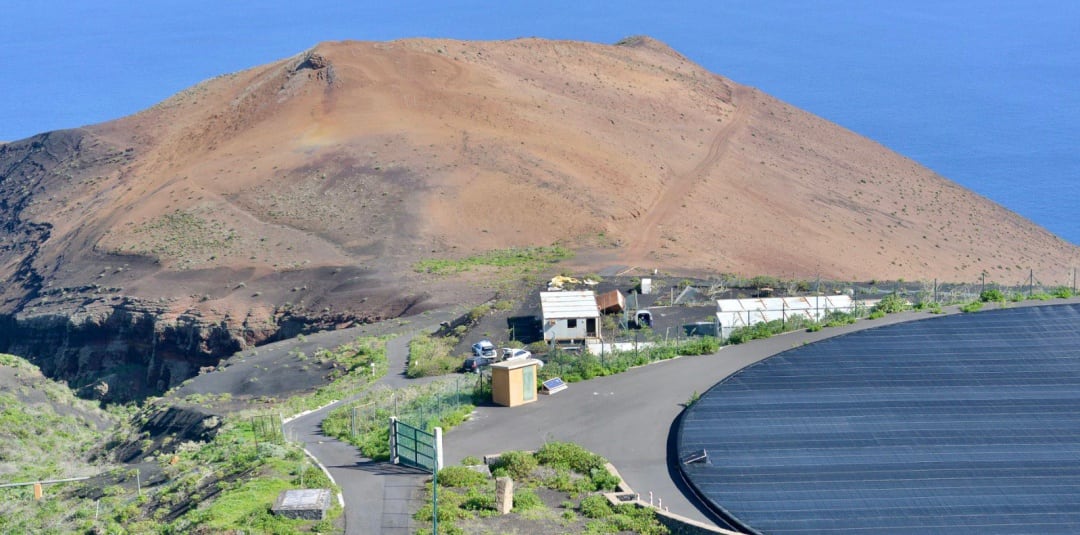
[491,358,541,407]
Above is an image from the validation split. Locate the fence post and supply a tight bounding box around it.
[389,417,398,463]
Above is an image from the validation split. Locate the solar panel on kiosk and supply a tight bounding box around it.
[677,304,1080,535]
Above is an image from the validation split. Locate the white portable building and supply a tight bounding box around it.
[540,291,601,343]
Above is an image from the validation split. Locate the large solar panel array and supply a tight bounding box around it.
[678,304,1080,534]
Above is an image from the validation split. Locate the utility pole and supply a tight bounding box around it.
[815,273,821,322]
[1029,269,1034,298]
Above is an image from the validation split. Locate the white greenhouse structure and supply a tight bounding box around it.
[716,295,855,339]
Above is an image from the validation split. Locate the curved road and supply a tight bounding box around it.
[286,298,1080,533]
[283,307,464,535]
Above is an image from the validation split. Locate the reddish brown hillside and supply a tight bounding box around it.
[0,37,1077,393]
[94,36,1077,284]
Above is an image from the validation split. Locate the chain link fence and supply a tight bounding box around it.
[345,375,485,439]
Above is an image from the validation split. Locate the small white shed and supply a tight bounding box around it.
[540,291,601,343]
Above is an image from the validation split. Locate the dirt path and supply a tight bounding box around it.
[624,86,752,265]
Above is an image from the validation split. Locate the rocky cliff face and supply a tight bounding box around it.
[0,296,390,402]
[0,301,230,402]
[0,128,426,401]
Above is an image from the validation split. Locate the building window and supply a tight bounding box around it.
[567,319,578,328]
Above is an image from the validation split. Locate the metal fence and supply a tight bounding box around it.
[347,375,484,438]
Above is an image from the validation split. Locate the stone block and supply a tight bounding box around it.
[495,477,513,515]
[272,488,331,520]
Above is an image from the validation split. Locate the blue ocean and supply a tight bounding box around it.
[2,1,1077,244]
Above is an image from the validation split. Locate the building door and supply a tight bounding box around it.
[586,317,597,337]
[522,365,535,402]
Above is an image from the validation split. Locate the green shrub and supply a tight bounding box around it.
[414,487,472,522]
[461,456,482,466]
[727,315,818,343]
[749,275,780,289]
[491,450,538,480]
[676,337,720,355]
[822,311,857,327]
[512,488,544,512]
[357,425,391,461]
[461,488,495,511]
[536,442,606,475]
[589,468,621,491]
[579,494,613,519]
[1052,286,1075,299]
[609,504,670,535]
[868,310,886,320]
[960,301,984,313]
[543,468,592,493]
[439,466,489,489]
[686,391,701,407]
[979,288,1005,302]
[873,293,910,314]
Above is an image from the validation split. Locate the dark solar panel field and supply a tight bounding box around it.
[678,304,1080,534]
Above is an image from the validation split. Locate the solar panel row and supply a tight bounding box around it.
[678,304,1080,534]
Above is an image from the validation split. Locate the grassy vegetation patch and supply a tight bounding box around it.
[407,334,462,378]
[323,377,480,461]
[416,443,668,535]
[539,337,721,384]
[131,209,238,265]
[414,246,573,275]
[0,354,116,483]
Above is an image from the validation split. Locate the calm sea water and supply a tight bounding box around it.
[2,1,1077,244]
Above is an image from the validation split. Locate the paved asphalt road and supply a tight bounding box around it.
[286,298,1080,533]
[282,307,465,535]
[443,306,949,525]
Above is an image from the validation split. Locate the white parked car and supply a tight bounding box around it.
[501,348,543,367]
[501,348,532,361]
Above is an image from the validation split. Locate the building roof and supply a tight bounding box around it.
[540,291,600,320]
[490,358,543,370]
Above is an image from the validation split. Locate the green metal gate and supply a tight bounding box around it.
[391,418,439,472]
[390,417,443,533]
